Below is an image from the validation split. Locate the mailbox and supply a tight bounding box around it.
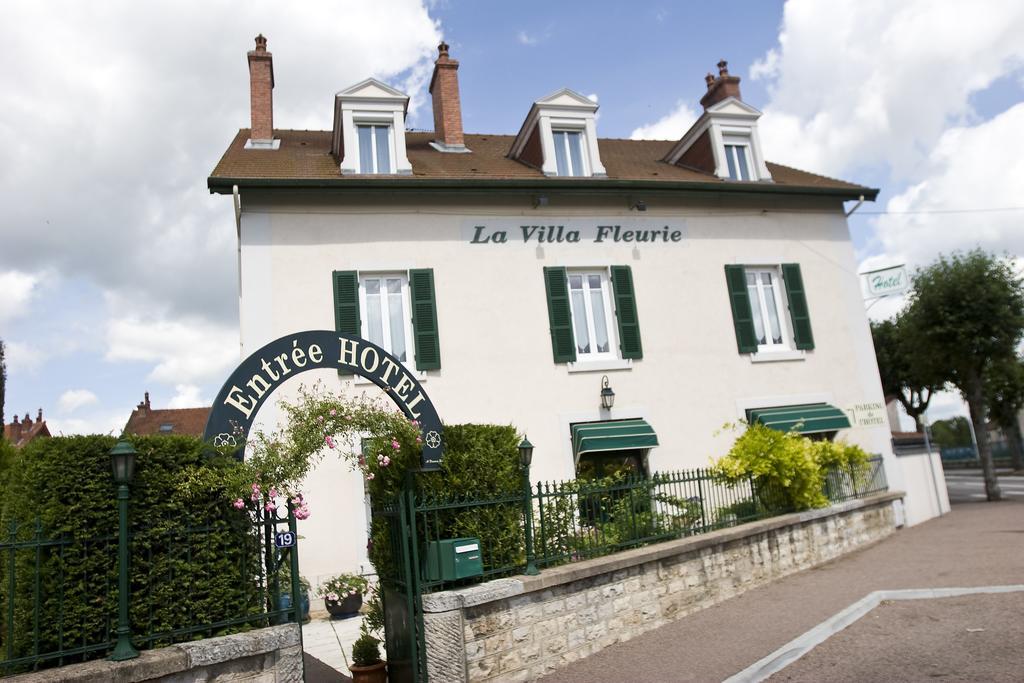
[425,537,483,581]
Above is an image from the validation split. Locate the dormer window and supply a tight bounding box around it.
[357,123,393,174]
[552,129,587,177]
[663,61,772,183]
[509,88,607,178]
[332,78,413,176]
[723,138,753,181]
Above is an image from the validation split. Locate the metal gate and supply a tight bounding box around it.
[374,473,427,683]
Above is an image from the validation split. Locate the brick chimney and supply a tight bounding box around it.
[699,59,742,110]
[429,42,467,151]
[137,392,151,415]
[246,34,276,148]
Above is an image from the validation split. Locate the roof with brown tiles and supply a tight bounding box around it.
[209,130,875,198]
[124,405,211,437]
[3,412,51,448]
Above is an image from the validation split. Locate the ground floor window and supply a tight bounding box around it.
[575,448,647,480]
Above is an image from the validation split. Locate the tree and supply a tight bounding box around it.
[870,317,943,432]
[903,250,1024,501]
[984,357,1024,472]
[0,337,6,439]
[929,416,972,449]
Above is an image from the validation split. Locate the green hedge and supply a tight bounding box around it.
[0,435,262,671]
[367,423,523,585]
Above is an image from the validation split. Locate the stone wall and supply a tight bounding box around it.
[421,492,901,683]
[7,624,302,683]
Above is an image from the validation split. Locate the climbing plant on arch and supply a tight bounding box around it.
[204,330,443,469]
[194,384,425,511]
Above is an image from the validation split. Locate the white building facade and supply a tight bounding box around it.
[211,40,904,584]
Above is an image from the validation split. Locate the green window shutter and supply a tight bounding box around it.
[724,265,758,353]
[782,263,815,350]
[409,269,441,370]
[610,265,643,359]
[333,271,360,375]
[543,267,576,363]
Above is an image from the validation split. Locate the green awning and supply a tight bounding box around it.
[748,403,851,434]
[572,419,659,457]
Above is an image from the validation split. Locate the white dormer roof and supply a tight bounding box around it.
[663,96,771,181]
[509,88,607,177]
[332,78,413,175]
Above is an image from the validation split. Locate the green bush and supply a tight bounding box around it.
[351,630,382,667]
[0,437,19,500]
[0,435,262,670]
[711,423,871,512]
[367,424,523,583]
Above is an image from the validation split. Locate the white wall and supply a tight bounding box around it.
[236,192,900,581]
[894,449,951,526]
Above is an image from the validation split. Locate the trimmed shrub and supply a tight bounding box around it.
[0,435,262,670]
[366,423,523,584]
[712,423,871,512]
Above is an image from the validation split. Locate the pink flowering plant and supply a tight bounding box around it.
[318,572,370,604]
[188,382,424,514]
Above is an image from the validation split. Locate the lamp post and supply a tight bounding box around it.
[109,439,139,661]
[600,375,615,411]
[518,437,539,576]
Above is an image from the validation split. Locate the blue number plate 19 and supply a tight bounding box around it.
[274,531,296,548]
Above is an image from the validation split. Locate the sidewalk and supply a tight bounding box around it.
[301,610,363,680]
[539,500,1024,682]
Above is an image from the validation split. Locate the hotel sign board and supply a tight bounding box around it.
[462,219,686,246]
[204,331,443,469]
[862,265,908,297]
[846,402,887,428]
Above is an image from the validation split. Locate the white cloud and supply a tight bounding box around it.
[630,101,699,140]
[0,271,39,323]
[871,103,1024,269]
[58,389,99,414]
[517,31,537,46]
[751,0,1024,178]
[168,384,208,408]
[0,1,440,326]
[105,314,238,386]
[4,341,45,373]
[923,390,969,423]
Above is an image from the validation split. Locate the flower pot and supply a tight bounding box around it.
[349,660,387,683]
[277,590,311,623]
[325,593,363,619]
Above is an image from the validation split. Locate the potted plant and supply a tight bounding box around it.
[319,572,369,619]
[349,627,387,683]
[276,566,311,623]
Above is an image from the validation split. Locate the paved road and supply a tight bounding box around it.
[943,469,1024,503]
[539,501,1024,683]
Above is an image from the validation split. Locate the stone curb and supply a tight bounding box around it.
[5,624,301,683]
[421,492,903,613]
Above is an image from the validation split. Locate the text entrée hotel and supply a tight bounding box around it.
[470,224,684,245]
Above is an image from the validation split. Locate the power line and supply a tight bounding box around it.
[858,206,1024,215]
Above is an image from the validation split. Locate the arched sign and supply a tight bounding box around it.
[203,330,442,469]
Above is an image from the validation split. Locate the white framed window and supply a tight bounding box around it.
[359,273,413,362]
[724,142,752,181]
[552,129,588,177]
[356,124,393,174]
[568,270,617,361]
[745,268,790,351]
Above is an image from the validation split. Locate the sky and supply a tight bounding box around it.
[2,0,1023,435]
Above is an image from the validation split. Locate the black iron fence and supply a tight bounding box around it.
[0,507,301,676]
[412,456,888,592]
